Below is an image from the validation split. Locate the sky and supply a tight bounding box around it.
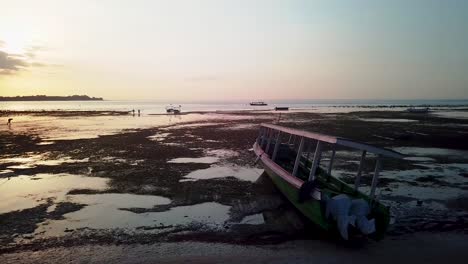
[0,0,467,101]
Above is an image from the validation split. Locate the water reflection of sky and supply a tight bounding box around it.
[0,113,267,141]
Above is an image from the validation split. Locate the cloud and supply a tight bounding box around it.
[0,41,48,75]
[0,50,29,75]
[24,45,45,59]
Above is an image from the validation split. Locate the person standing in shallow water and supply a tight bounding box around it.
[7,118,12,125]
[138,109,140,116]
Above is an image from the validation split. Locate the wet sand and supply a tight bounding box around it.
[1,233,468,264]
[1,109,467,262]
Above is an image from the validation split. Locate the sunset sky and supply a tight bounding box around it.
[0,0,467,101]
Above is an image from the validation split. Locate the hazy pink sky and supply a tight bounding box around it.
[1,0,467,101]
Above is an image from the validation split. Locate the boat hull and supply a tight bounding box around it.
[260,158,331,231]
[254,142,330,231]
[254,141,390,240]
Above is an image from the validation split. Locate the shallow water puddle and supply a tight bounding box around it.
[393,147,468,158]
[0,174,109,214]
[239,213,265,225]
[0,153,89,170]
[380,164,468,184]
[162,122,226,130]
[36,141,55,146]
[168,157,220,164]
[333,165,467,202]
[220,124,256,130]
[182,165,263,182]
[404,157,436,162]
[35,201,230,237]
[432,111,468,120]
[381,184,466,201]
[205,149,239,158]
[0,169,14,175]
[168,149,239,164]
[1,113,226,141]
[359,118,418,123]
[147,132,171,142]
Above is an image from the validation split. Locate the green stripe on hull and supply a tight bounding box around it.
[262,160,390,240]
[263,163,331,231]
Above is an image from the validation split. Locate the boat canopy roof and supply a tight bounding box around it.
[261,123,405,159]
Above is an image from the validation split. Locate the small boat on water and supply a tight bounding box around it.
[250,101,268,106]
[166,105,181,114]
[275,107,289,111]
[253,124,405,240]
[407,107,430,113]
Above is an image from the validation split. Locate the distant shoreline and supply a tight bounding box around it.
[0,95,103,101]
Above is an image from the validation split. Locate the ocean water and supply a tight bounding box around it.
[1,99,467,114]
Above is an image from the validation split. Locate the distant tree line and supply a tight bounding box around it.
[0,95,104,101]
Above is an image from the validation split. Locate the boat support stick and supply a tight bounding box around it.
[272,131,282,161]
[265,128,274,154]
[327,148,336,176]
[354,150,367,191]
[308,141,323,181]
[292,137,305,176]
[261,128,269,149]
[370,155,382,199]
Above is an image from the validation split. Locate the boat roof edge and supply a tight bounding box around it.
[260,123,405,159]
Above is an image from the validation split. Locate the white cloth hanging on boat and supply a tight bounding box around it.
[324,194,356,240]
[350,199,376,235]
[324,194,376,240]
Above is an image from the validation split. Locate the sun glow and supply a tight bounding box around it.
[1,32,30,54]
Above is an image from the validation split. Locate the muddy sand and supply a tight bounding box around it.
[1,110,467,262]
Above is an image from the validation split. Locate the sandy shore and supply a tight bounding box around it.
[1,109,467,262]
[2,233,467,264]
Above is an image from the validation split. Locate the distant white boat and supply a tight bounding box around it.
[166,105,181,114]
[407,107,430,113]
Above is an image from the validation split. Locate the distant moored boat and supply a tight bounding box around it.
[407,107,430,113]
[274,107,289,111]
[250,101,268,106]
[166,105,181,114]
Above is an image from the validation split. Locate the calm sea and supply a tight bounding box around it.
[1,99,467,114]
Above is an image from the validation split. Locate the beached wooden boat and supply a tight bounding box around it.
[253,124,405,240]
[407,107,430,113]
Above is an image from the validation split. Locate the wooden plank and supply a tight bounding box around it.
[308,141,323,181]
[354,150,367,191]
[292,137,305,176]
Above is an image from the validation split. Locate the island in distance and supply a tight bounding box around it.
[0,95,104,101]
